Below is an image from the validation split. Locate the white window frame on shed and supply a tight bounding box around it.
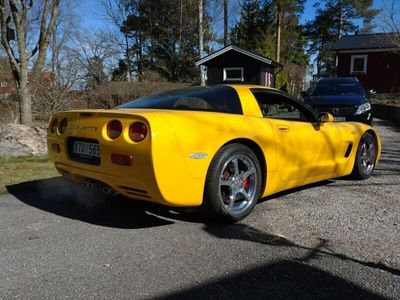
[350,54,368,74]
[223,67,244,82]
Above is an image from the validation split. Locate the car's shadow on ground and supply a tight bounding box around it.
[7,177,335,229]
[158,259,385,300]
[6,177,181,229]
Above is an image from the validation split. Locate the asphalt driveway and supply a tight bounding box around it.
[0,119,399,299]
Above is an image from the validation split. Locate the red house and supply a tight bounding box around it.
[0,58,54,98]
[331,33,400,93]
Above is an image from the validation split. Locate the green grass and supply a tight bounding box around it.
[0,156,58,193]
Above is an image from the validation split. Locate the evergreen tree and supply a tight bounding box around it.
[232,0,264,50]
[304,0,379,76]
[232,0,308,92]
[120,0,206,82]
[86,56,108,89]
[112,59,128,81]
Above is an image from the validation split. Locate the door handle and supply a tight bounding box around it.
[278,125,289,132]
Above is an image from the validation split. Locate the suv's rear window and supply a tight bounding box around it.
[311,80,364,96]
[118,86,243,114]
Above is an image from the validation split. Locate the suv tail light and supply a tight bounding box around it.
[129,122,148,142]
[107,120,123,140]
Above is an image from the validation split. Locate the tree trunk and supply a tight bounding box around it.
[18,80,33,126]
[125,35,132,82]
[199,0,205,86]
[224,0,228,46]
[339,5,344,38]
[275,3,281,63]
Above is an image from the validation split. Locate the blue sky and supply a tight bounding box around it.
[78,0,318,31]
[76,0,388,45]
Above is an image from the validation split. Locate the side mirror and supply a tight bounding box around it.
[318,112,334,123]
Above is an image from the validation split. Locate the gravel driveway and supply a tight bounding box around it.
[0,119,399,299]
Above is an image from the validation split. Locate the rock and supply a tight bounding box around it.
[0,124,47,157]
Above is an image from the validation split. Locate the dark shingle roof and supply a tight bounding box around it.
[195,45,282,67]
[331,32,399,51]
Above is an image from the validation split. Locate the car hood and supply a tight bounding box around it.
[308,95,366,106]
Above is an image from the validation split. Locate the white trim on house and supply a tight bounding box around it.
[223,67,244,81]
[336,48,399,54]
[195,45,273,66]
[350,54,368,74]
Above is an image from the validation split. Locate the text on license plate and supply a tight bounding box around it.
[73,141,100,157]
[334,117,346,122]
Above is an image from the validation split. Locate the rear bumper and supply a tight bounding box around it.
[48,136,205,207]
[54,161,157,202]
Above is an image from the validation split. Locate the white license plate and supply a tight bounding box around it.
[73,141,100,157]
[334,117,346,122]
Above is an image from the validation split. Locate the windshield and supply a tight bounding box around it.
[118,86,243,115]
[310,80,364,96]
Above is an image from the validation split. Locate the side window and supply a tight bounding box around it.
[252,91,309,121]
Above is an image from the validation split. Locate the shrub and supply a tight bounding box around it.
[86,81,192,109]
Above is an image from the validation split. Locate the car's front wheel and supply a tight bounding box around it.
[203,143,262,222]
[351,132,377,180]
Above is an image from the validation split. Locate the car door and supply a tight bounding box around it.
[252,89,342,182]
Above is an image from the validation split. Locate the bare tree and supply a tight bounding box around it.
[379,0,400,46]
[101,0,133,82]
[48,1,80,85]
[71,31,119,87]
[0,0,61,125]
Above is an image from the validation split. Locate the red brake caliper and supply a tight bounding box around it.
[242,178,250,190]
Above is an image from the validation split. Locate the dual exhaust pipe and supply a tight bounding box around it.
[82,181,119,197]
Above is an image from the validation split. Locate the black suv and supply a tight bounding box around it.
[303,77,373,125]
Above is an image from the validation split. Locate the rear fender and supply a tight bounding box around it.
[158,112,277,199]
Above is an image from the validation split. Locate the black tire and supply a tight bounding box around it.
[351,132,377,180]
[202,143,262,223]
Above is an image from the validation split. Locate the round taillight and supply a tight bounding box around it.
[58,118,68,134]
[107,120,122,140]
[129,122,148,142]
[50,118,58,133]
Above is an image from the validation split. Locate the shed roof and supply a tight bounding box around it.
[195,45,281,68]
[331,32,400,51]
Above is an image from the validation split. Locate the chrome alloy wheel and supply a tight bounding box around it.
[360,137,376,174]
[219,154,258,215]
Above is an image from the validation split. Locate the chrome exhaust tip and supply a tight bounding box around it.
[102,186,119,197]
[102,186,111,194]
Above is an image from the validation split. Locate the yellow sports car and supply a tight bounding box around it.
[47,85,381,222]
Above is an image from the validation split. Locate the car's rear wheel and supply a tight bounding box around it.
[203,143,262,222]
[351,132,377,180]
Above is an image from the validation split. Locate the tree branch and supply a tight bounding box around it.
[31,0,60,82]
[0,1,20,75]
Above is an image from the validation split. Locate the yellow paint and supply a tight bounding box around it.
[47,85,381,207]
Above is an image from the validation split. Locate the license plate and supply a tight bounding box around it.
[73,141,100,157]
[334,117,346,122]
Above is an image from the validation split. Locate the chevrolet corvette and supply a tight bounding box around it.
[47,85,381,222]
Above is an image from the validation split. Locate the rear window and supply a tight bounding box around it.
[311,80,364,96]
[118,86,243,115]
